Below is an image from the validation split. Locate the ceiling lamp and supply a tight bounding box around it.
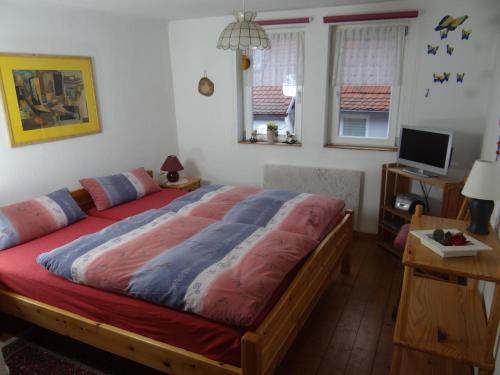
[217,10,271,51]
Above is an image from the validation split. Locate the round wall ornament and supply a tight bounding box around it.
[198,74,214,96]
[240,54,251,71]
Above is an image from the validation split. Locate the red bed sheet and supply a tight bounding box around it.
[0,217,244,366]
[86,189,186,221]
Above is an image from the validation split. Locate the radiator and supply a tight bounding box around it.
[263,163,363,224]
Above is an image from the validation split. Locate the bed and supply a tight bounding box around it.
[86,189,186,221]
[0,185,353,375]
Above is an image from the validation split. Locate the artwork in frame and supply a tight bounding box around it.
[0,54,101,146]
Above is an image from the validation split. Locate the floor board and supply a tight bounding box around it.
[277,238,402,375]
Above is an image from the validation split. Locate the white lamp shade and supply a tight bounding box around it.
[461,160,500,200]
[217,11,271,51]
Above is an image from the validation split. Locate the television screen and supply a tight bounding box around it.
[398,127,453,175]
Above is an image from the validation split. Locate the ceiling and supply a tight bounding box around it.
[8,0,400,20]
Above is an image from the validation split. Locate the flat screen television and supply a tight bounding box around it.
[397,126,453,177]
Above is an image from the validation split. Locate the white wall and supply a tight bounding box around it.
[0,3,178,205]
[481,36,500,163]
[169,0,500,232]
[479,28,500,375]
[481,29,500,235]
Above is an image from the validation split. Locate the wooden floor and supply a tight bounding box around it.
[0,238,403,375]
[277,237,403,375]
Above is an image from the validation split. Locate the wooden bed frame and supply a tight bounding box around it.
[0,188,353,375]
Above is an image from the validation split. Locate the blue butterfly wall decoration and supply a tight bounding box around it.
[435,15,468,31]
[433,72,451,83]
[427,45,439,55]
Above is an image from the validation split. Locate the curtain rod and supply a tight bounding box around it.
[256,17,312,26]
[323,11,418,24]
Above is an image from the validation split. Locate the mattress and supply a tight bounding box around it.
[86,189,186,221]
[0,217,244,366]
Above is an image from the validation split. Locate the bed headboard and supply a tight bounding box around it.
[71,189,95,211]
[70,170,155,212]
[263,164,363,222]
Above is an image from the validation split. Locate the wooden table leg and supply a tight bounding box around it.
[390,265,414,375]
[484,284,500,366]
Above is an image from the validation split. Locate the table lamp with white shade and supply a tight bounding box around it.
[461,160,500,234]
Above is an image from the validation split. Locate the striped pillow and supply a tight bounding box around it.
[80,167,160,211]
[0,189,87,250]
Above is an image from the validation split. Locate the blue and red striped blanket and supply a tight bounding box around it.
[38,186,344,326]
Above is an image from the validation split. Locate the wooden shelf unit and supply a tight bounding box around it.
[390,211,500,375]
[378,163,464,257]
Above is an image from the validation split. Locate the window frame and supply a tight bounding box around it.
[238,26,305,143]
[327,21,410,148]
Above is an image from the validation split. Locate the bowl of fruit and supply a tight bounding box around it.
[431,229,469,246]
[410,228,492,258]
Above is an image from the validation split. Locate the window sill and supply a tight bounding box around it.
[239,141,302,147]
[324,143,398,152]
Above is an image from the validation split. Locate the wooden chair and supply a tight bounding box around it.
[456,196,470,221]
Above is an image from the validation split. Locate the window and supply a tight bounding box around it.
[241,30,304,142]
[340,114,368,137]
[327,23,407,147]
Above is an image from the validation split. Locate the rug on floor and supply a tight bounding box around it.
[1,327,163,375]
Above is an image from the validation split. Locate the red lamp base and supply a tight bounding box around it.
[167,171,180,183]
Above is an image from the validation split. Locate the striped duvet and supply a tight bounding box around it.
[38,186,345,326]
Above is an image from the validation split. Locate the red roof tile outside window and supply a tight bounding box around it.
[340,85,391,112]
[252,86,292,117]
[252,85,390,117]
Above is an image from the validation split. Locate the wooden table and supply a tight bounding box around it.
[390,208,500,375]
[160,176,201,192]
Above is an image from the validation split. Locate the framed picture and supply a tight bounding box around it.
[0,53,101,146]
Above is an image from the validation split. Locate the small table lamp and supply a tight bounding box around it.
[161,155,184,183]
[461,160,500,234]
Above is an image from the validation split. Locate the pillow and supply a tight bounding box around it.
[80,167,160,211]
[0,189,87,250]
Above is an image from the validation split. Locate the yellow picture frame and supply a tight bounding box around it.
[0,53,101,147]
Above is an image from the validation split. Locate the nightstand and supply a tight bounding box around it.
[160,176,201,192]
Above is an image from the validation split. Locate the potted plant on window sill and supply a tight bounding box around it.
[267,122,278,144]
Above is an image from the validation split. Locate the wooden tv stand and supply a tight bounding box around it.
[378,163,464,257]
